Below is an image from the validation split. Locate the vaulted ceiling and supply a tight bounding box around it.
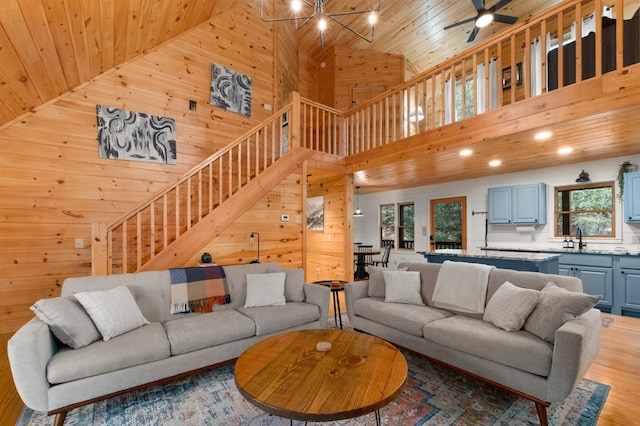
[2,0,640,193]
[0,0,561,129]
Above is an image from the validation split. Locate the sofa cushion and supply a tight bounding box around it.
[163,310,256,356]
[353,297,452,337]
[367,265,408,297]
[284,268,306,302]
[237,302,320,336]
[423,315,553,376]
[30,296,101,349]
[483,281,540,331]
[221,263,280,309]
[524,283,601,344]
[397,262,441,306]
[244,272,286,307]
[47,323,170,384]
[384,270,425,305]
[75,286,150,341]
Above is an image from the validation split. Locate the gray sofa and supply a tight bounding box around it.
[345,261,602,426]
[9,262,329,424]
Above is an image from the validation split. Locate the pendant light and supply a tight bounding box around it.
[354,186,364,217]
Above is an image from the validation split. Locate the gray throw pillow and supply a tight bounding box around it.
[383,270,425,305]
[524,282,601,344]
[30,296,101,349]
[283,268,305,302]
[483,281,540,331]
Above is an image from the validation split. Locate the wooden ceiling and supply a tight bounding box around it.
[2,0,639,193]
[0,0,561,129]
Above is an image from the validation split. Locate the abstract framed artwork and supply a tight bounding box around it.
[96,105,177,164]
[306,196,325,231]
[209,63,252,117]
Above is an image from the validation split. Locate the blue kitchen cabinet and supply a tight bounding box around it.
[617,257,640,317]
[624,171,640,223]
[488,183,546,225]
[559,254,613,312]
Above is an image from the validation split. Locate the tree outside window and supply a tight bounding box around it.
[555,182,615,237]
[380,204,395,248]
[399,203,415,249]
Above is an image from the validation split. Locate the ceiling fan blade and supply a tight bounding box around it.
[493,14,518,25]
[444,16,477,30]
[467,26,480,43]
[471,0,485,12]
[490,0,512,13]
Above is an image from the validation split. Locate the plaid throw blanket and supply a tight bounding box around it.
[169,266,231,314]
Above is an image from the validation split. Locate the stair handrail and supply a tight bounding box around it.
[92,92,345,275]
[343,0,628,154]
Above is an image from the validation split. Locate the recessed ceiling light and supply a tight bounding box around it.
[558,147,573,155]
[459,149,473,157]
[534,131,553,140]
[489,159,501,167]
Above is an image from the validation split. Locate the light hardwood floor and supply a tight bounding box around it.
[1,313,638,425]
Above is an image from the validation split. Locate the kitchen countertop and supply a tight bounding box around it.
[423,249,562,262]
[481,247,640,256]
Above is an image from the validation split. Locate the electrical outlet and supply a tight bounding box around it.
[316,268,321,274]
[281,214,290,222]
[633,236,640,244]
[74,238,84,249]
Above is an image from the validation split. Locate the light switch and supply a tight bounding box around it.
[75,238,84,249]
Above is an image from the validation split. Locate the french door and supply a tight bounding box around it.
[429,196,467,250]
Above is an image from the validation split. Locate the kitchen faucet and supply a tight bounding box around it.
[576,227,586,250]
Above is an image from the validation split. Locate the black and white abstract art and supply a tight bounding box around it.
[209,63,252,117]
[306,196,325,231]
[96,105,177,164]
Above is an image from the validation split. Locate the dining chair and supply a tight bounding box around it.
[373,244,392,267]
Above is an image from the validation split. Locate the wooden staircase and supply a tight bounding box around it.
[92,94,344,275]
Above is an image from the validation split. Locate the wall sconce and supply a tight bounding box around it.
[249,232,260,263]
[576,170,591,183]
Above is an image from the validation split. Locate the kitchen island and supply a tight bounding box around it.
[422,249,561,274]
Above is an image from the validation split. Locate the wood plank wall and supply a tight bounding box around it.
[0,4,287,334]
[317,46,405,111]
[306,173,351,282]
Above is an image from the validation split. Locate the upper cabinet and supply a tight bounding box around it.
[488,183,547,225]
[624,171,640,223]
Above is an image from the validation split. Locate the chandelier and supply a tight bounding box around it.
[260,0,381,48]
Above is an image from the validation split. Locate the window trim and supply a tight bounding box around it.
[554,181,615,238]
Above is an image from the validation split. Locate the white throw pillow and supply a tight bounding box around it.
[383,270,425,305]
[244,272,287,308]
[483,281,540,331]
[74,286,149,341]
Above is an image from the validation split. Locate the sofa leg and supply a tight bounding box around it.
[535,401,549,426]
[53,411,67,426]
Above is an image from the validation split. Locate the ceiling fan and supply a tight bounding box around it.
[444,0,518,43]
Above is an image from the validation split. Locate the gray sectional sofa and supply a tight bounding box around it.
[345,261,602,426]
[9,262,329,424]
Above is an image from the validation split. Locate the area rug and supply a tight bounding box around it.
[17,345,610,426]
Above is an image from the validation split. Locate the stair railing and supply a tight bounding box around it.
[92,92,344,275]
[344,0,632,155]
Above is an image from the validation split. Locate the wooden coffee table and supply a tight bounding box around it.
[234,329,407,424]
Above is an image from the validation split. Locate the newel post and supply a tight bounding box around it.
[91,222,108,276]
[289,91,300,150]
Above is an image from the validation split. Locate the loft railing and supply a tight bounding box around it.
[92,93,344,275]
[344,0,637,154]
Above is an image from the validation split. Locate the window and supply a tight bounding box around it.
[380,204,395,248]
[399,203,415,249]
[379,203,415,249]
[555,182,615,237]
